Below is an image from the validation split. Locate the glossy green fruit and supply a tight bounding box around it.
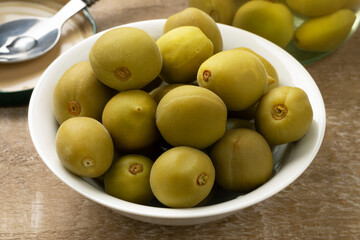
[294,9,356,52]
[102,90,158,151]
[210,128,273,192]
[285,0,347,17]
[234,0,248,8]
[164,7,223,53]
[156,85,227,149]
[227,47,279,120]
[149,84,184,103]
[104,154,154,204]
[188,0,237,25]
[194,184,218,207]
[55,117,114,178]
[234,47,279,91]
[156,26,213,84]
[150,146,215,208]
[53,61,115,125]
[255,86,313,146]
[232,1,294,48]
[89,27,162,91]
[197,49,268,111]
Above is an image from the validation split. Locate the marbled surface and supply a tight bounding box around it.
[1,0,359,239]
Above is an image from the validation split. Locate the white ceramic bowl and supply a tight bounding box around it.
[28,19,326,226]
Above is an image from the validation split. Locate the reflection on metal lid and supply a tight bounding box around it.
[0,0,96,105]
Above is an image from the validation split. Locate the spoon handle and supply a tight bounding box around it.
[82,0,99,7]
[49,0,87,26]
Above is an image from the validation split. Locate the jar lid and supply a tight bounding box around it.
[0,0,96,106]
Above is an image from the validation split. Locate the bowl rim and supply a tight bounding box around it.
[28,19,326,223]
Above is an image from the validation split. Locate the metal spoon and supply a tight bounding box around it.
[0,0,97,63]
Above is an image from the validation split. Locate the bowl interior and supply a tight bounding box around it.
[28,19,326,225]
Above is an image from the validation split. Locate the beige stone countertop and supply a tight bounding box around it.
[1,0,359,239]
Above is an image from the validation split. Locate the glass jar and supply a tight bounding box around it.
[188,0,360,65]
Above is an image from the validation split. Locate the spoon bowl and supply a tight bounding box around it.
[0,17,59,62]
[0,0,96,63]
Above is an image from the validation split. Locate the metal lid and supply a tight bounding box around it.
[0,0,96,106]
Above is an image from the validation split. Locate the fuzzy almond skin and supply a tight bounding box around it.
[255,86,313,146]
[55,117,114,178]
[150,146,215,208]
[89,27,162,91]
[156,85,227,149]
[164,7,223,53]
